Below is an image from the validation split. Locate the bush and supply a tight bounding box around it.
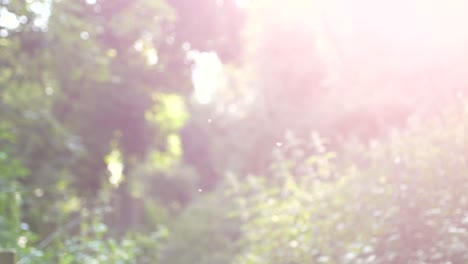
[230,108,468,263]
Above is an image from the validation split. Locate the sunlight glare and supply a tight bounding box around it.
[106,149,124,187]
[0,8,20,29]
[322,0,468,51]
[190,51,225,104]
[235,0,251,9]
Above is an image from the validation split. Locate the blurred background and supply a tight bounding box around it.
[0,0,467,263]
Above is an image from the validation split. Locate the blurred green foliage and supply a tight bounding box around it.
[1,0,468,263]
[229,109,468,263]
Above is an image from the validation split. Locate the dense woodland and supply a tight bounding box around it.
[0,0,467,263]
